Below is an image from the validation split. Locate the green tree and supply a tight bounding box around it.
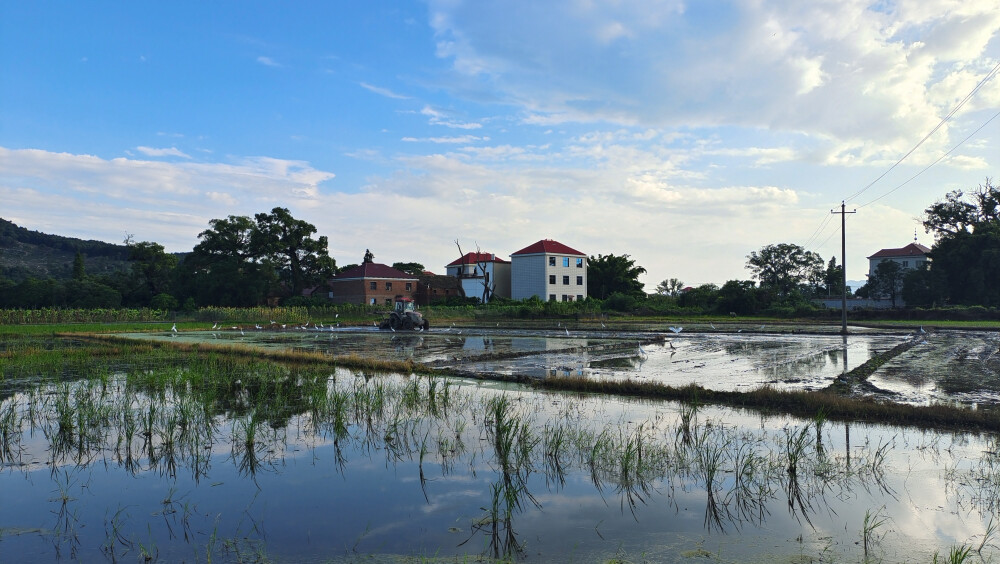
[920,179,1000,306]
[746,243,824,297]
[254,207,336,297]
[823,256,844,296]
[872,260,904,307]
[587,253,647,300]
[72,251,86,280]
[654,278,684,297]
[392,262,426,276]
[715,280,758,315]
[179,215,274,306]
[124,238,178,306]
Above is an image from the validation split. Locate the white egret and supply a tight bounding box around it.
[669,326,683,334]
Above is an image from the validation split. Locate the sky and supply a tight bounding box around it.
[1,1,999,289]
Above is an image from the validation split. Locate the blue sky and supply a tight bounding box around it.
[2,1,998,287]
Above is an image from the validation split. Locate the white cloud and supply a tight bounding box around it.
[136,146,191,159]
[426,0,1000,160]
[420,105,482,129]
[401,135,486,144]
[256,56,280,67]
[360,82,410,100]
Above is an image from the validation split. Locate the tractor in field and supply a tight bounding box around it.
[380,298,429,331]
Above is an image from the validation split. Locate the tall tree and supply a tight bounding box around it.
[745,243,824,297]
[124,237,177,306]
[654,278,684,297]
[587,253,647,300]
[922,179,1000,306]
[823,256,844,296]
[72,250,86,281]
[253,207,336,296]
[872,260,904,307]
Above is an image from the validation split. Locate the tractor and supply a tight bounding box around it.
[380,298,429,331]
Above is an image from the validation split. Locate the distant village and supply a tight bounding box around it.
[309,235,931,310]
[308,238,589,307]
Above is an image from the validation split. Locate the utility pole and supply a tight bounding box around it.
[831,201,856,335]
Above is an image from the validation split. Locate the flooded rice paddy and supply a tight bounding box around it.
[2,325,1000,562]
[140,325,908,394]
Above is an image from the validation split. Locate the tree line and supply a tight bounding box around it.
[1,179,997,313]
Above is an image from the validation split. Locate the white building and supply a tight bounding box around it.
[510,239,587,301]
[867,242,931,278]
[444,252,511,302]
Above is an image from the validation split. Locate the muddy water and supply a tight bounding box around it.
[136,326,905,392]
[869,330,1000,405]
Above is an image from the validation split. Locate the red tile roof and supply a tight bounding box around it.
[446,252,510,266]
[867,243,931,260]
[511,239,585,256]
[332,262,417,280]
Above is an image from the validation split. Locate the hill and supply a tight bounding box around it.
[0,218,132,281]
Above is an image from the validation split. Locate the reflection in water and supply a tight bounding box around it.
[1,339,996,561]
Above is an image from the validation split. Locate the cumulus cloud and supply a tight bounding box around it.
[401,135,487,144]
[426,0,1000,158]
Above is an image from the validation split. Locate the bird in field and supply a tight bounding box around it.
[212,323,218,330]
[171,323,177,333]
[710,323,716,330]
[565,328,570,336]
[638,346,648,358]
[669,326,683,334]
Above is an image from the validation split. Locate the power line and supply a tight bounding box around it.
[842,59,1000,204]
[859,108,1000,208]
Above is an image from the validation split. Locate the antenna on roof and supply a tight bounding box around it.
[913,228,918,243]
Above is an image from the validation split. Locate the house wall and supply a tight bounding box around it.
[512,253,587,301]
[867,256,928,278]
[492,262,511,299]
[329,278,417,305]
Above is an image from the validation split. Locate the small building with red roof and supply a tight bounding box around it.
[445,251,511,302]
[510,239,587,301]
[327,260,419,306]
[867,241,931,278]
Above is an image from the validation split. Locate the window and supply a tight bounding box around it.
[902,261,909,267]
[385,298,392,305]
[369,281,377,290]
[576,258,584,268]
[549,294,556,301]
[369,298,376,305]
[576,276,583,285]
[562,275,570,285]
[549,256,556,266]
[385,282,392,291]
[405,282,412,291]
[549,274,556,284]
[577,295,584,301]
[561,295,568,302]
[563,257,569,267]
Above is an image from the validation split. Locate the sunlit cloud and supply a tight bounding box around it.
[256,56,280,67]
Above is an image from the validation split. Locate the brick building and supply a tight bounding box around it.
[327,262,418,306]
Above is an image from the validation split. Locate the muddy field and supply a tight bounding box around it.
[136,323,998,405]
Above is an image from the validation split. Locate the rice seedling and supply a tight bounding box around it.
[861,506,890,559]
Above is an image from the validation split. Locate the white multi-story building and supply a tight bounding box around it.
[444,252,511,303]
[510,239,587,301]
[867,242,931,278]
